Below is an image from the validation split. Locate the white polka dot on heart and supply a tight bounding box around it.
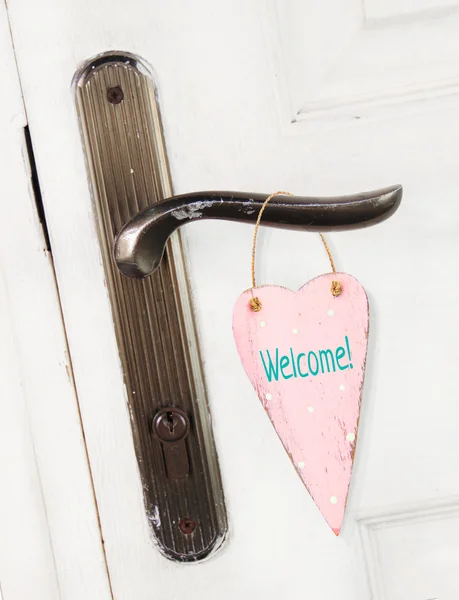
[307,406,314,413]
[327,309,334,316]
[292,328,298,334]
[260,321,266,327]
[346,432,355,442]
[330,496,337,504]
[339,384,345,391]
[297,461,305,469]
[265,393,272,401]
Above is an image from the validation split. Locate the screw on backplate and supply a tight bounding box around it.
[152,408,190,443]
[107,86,124,104]
[179,518,196,535]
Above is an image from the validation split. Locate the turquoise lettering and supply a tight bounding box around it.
[335,346,348,371]
[308,351,319,376]
[259,338,355,382]
[259,349,279,382]
[319,349,336,373]
[345,336,353,369]
[280,355,293,379]
[297,353,308,378]
[290,348,298,378]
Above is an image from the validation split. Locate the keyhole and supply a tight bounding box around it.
[166,412,176,434]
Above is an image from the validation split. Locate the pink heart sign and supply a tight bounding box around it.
[233,273,369,535]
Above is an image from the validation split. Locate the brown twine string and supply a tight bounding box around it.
[249,192,342,312]
[319,233,342,297]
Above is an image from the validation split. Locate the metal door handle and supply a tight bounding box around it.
[114,185,402,278]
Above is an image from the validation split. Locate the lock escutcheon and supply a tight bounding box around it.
[153,408,190,480]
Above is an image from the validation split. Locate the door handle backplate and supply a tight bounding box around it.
[74,52,227,562]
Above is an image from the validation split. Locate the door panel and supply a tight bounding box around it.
[5,0,459,598]
[271,1,459,128]
[359,500,459,599]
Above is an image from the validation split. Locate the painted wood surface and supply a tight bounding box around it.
[4,0,459,598]
[0,3,111,598]
[233,274,368,534]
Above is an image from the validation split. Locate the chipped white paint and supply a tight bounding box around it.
[173,200,216,220]
[148,505,161,528]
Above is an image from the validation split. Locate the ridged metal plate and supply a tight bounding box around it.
[74,52,227,561]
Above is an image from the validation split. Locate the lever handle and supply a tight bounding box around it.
[114,185,402,278]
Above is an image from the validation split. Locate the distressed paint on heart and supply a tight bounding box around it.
[233,273,369,535]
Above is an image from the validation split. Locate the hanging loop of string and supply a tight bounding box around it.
[249,191,342,312]
[319,233,342,297]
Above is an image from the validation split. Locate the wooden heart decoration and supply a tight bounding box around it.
[233,273,369,535]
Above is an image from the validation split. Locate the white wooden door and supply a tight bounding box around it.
[2,1,459,599]
[0,3,111,599]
